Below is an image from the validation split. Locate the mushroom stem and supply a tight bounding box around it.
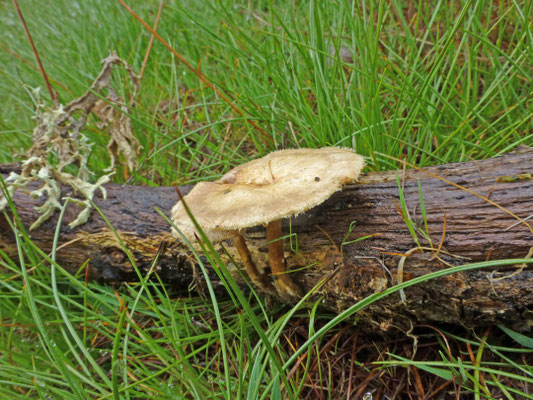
[266,219,301,297]
[232,232,273,292]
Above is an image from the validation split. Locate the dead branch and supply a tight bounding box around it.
[1,148,533,332]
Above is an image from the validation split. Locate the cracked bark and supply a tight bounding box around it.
[1,148,532,332]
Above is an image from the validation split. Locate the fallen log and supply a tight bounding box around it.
[1,148,533,332]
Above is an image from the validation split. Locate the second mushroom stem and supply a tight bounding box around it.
[232,232,272,292]
[266,219,301,297]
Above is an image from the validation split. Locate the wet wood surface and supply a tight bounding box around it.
[1,148,532,332]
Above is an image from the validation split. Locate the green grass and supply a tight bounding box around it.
[1,0,533,398]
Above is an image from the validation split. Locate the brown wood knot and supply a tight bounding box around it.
[107,247,126,264]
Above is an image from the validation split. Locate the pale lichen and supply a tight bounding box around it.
[0,53,141,230]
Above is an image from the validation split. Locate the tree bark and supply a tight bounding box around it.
[1,148,533,332]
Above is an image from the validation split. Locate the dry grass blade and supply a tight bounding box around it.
[116,0,274,145]
[12,0,56,104]
[137,0,164,85]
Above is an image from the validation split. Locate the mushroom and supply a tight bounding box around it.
[171,147,365,298]
[169,211,274,293]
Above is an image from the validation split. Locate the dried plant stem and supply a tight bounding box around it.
[12,0,57,104]
[137,0,163,91]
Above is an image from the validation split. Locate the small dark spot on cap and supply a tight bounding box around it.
[224,189,231,194]
[314,176,320,182]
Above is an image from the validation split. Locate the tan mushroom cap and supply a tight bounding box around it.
[171,147,365,240]
[170,216,236,242]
